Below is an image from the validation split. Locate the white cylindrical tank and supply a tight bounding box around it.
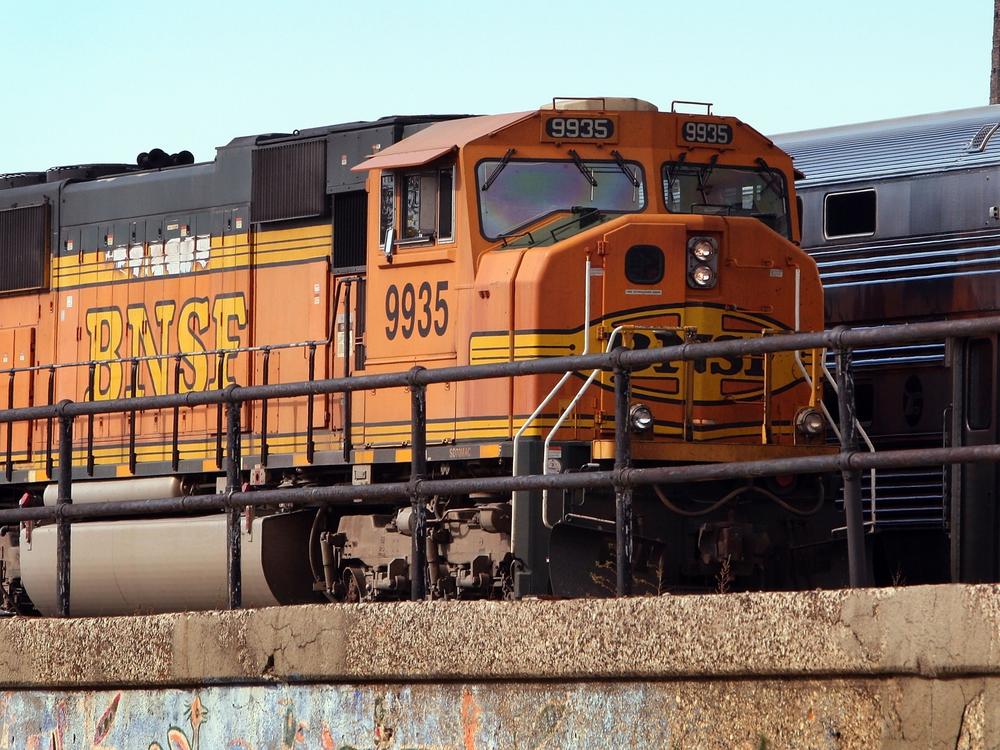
[42,476,185,506]
[19,511,318,616]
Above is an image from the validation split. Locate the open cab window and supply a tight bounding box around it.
[379,166,454,248]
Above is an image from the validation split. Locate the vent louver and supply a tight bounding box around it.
[967,123,999,153]
[0,203,48,293]
[252,140,327,223]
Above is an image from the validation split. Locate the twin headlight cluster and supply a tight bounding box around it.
[687,236,719,289]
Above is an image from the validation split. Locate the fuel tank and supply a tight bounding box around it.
[19,510,319,616]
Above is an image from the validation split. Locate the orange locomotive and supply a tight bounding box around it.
[0,98,829,614]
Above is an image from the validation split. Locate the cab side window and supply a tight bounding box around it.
[380,166,454,246]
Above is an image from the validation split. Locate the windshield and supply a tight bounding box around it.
[477,158,645,240]
[662,162,790,238]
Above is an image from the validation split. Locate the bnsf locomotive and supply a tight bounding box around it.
[0,97,832,615]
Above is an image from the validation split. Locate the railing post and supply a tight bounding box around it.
[128,358,139,475]
[260,348,270,466]
[86,363,95,477]
[225,396,242,609]
[56,411,73,617]
[171,355,181,472]
[614,363,633,596]
[306,343,316,464]
[836,347,868,587]
[45,366,55,479]
[215,353,227,469]
[409,369,427,600]
[5,370,14,482]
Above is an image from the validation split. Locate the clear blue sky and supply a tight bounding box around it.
[1,0,993,173]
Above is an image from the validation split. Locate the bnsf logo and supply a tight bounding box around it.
[85,292,248,400]
[599,307,807,403]
[625,329,767,379]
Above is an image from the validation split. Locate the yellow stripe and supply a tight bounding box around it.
[52,227,331,289]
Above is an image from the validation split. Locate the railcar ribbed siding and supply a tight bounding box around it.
[776,106,1000,187]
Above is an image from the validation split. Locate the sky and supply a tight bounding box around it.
[0,0,994,173]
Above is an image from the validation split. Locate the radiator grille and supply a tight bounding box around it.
[837,467,945,529]
[0,203,48,293]
[333,190,367,271]
[252,140,327,223]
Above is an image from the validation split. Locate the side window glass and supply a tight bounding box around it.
[404,174,437,239]
[379,174,395,246]
[386,165,455,246]
[438,168,454,241]
[824,189,876,238]
[967,338,993,430]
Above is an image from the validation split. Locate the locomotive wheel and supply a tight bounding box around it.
[343,567,367,603]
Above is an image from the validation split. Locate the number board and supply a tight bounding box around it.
[679,120,734,147]
[540,114,619,143]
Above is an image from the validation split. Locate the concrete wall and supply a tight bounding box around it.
[1,585,998,748]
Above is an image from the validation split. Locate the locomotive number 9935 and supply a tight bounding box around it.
[544,116,615,140]
[681,120,733,145]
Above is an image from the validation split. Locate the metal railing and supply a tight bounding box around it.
[1,315,1000,615]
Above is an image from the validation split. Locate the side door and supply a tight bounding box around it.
[951,335,999,582]
[361,166,457,449]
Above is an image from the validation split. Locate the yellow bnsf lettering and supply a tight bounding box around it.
[126,302,177,395]
[176,298,211,393]
[628,331,759,378]
[85,293,248,398]
[85,307,124,400]
[211,293,249,387]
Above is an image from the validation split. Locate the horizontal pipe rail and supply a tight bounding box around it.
[3,315,1000,424]
[2,442,998,525]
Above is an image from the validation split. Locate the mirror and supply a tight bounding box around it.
[382,227,395,262]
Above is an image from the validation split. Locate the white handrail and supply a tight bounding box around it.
[540,325,631,528]
[792,268,877,526]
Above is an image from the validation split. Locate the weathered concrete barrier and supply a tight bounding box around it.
[1,584,998,748]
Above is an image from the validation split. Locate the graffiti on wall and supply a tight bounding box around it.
[0,685,580,750]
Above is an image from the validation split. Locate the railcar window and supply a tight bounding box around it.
[476,159,645,240]
[967,338,993,431]
[662,163,790,239]
[824,190,876,238]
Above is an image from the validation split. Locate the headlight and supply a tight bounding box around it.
[691,239,716,261]
[795,408,825,436]
[629,403,654,434]
[690,265,716,287]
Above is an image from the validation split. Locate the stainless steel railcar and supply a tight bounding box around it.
[776,106,1000,583]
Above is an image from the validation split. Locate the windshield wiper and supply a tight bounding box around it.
[567,149,597,187]
[664,152,688,203]
[481,148,516,191]
[610,150,640,188]
[694,155,719,204]
[753,158,785,200]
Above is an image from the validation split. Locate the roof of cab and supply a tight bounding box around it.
[351,111,533,172]
[773,105,1000,187]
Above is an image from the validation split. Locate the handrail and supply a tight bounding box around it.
[793,267,877,525]
[540,324,680,529]
[3,315,1000,423]
[3,313,1000,613]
